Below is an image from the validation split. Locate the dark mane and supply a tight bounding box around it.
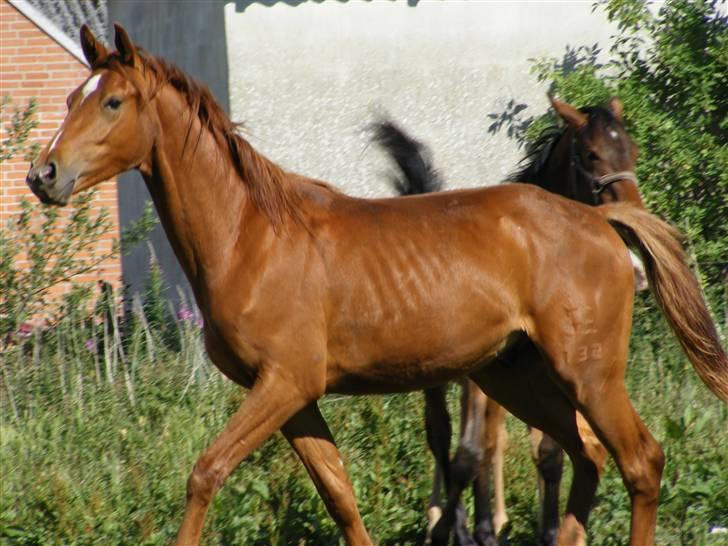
[505,124,563,184]
[96,51,300,230]
[506,106,620,185]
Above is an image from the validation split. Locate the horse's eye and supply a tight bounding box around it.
[587,151,600,162]
[104,97,122,110]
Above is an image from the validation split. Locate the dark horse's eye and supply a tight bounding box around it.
[587,151,600,162]
[104,97,122,110]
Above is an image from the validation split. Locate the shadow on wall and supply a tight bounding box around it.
[234,0,420,12]
[486,43,603,147]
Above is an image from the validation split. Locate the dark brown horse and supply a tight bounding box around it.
[371,99,645,546]
[27,25,728,546]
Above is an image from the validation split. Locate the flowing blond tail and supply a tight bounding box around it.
[600,203,728,404]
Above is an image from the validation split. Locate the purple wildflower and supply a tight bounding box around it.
[84,339,96,352]
[177,306,194,322]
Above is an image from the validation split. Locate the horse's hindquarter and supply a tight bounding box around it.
[320,187,540,394]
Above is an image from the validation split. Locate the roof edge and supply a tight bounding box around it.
[8,0,89,66]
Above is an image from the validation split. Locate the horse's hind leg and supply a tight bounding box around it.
[431,380,488,546]
[489,402,508,536]
[424,385,455,544]
[469,341,608,546]
[529,427,564,546]
[537,317,664,546]
[558,376,663,545]
[281,402,372,545]
[472,398,507,546]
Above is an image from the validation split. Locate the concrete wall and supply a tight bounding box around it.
[225,1,618,197]
[108,0,229,303]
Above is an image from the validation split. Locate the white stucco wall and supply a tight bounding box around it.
[225,0,619,197]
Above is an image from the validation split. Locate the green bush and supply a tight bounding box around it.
[528,0,727,308]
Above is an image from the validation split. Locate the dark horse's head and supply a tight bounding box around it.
[514,96,642,206]
[372,96,642,208]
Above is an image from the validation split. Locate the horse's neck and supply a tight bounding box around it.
[141,89,261,304]
[538,130,573,194]
[539,129,591,204]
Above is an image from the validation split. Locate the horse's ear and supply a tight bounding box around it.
[608,97,624,122]
[549,94,587,129]
[114,23,139,67]
[80,24,107,68]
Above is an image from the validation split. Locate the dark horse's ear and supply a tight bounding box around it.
[114,23,140,67]
[80,24,107,68]
[608,97,624,122]
[549,94,587,130]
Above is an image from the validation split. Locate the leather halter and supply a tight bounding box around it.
[570,134,638,202]
[592,170,638,196]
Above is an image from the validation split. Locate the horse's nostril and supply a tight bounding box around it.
[46,162,57,181]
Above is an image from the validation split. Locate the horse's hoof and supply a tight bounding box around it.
[473,522,499,546]
[453,535,478,546]
[541,528,559,546]
[428,522,451,546]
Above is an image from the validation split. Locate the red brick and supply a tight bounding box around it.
[0,0,121,297]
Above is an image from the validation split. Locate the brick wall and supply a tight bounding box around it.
[0,0,121,299]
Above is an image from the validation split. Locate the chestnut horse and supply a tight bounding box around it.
[27,25,727,546]
[371,99,645,546]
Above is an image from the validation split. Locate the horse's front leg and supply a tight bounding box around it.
[281,402,373,545]
[472,398,508,546]
[423,385,452,544]
[175,369,314,545]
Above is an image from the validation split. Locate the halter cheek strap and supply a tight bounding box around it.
[592,170,638,196]
[570,134,638,199]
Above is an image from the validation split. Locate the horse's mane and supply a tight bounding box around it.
[506,125,563,184]
[506,106,620,185]
[96,51,300,230]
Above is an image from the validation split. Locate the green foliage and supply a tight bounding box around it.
[1,96,39,163]
[0,194,113,341]
[0,95,156,345]
[2,310,726,545]
[528,0,727,306]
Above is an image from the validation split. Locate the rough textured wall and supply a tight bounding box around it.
[225,1,617,197]
[108,0,229,302]
[0,0,121,293]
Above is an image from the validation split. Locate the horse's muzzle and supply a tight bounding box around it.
[26,162,74,205]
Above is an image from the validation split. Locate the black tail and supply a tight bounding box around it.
[370,118,444,196]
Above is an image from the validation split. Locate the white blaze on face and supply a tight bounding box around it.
[49,128,64,153]
[609,129,619,139]
[80,74,103,104]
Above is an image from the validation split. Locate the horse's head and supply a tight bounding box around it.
[550,96,642,206]
[26,24,154,206]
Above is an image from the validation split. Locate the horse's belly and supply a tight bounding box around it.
[324,317,518,395]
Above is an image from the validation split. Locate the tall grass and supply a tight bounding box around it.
[1,294,726,545]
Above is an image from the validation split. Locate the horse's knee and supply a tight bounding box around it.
[536,434,564,483]
[451,442,482,487]
[186,455,224,506]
